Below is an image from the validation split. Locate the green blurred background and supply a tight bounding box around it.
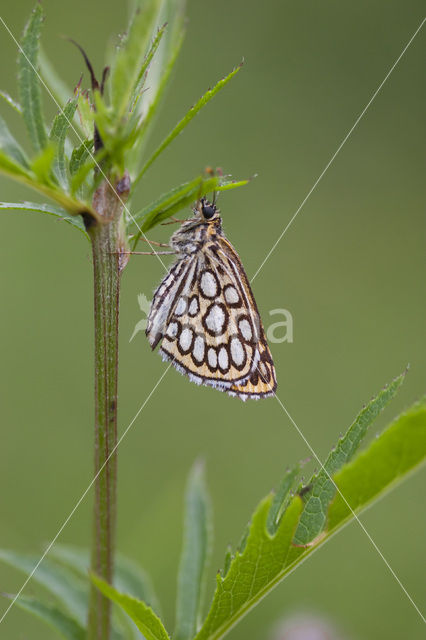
[0,1,425,638]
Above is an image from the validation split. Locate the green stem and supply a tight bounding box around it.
[87,176,129,640]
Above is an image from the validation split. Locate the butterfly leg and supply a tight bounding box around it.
[138,238,170,247]
[111,250,176,256]
[160,217,185,225]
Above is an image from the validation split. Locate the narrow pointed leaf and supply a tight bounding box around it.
[111,0,162,122]
[195,388,426,640]
[70,146,106,197]
[175,461,212,640]
[0,149,33,179]
[294,370,406,545]
[132,175,249,243]
[18,3,47,152]
[92,574,171,640]
[141,178,248,232]
[132,174,203,226]
[129,23,167,117]
[128,0,186,168]
[328,396,426,529]
[0,115,29,168]
[0,201,88,235]
[4,594,85,640]
[69,139,93,177]
[0,550,88,626]
[0,152,95,217]
[135,63,242,183]
[0,90,23,114]
[76,91,95,137]
[31,144,57,185]
[115,554,162,616]
[42,545,143,640]
[51,544,161,614]
[49,97,78,188]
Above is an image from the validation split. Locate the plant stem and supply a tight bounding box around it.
[87,176,129,640]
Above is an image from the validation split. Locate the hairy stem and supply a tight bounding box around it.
[87,176,129,640]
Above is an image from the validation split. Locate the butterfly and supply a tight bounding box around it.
[145,198,277,400]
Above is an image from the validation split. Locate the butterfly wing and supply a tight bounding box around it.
[146,255,197,349]
[155,235,277,398]
[158,254,256,387]
[227,328,277,400]
[214,237,277,399]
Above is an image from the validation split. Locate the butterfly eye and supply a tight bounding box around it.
[201,201,216,219]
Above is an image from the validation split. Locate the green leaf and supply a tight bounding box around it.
[132,174,203,227]
[129,23,167,117]
[0,115,30,168]
[43,544,146,640]
[0,151,96,219]
[4,594,85,640]
[0,550,88,626]
[111,0,162,123]
[0,201,88,236]
[266,465,301,535]
[70,147,106,197]
[222,547,232,579]
[175,461,212,640]
[115,554,162,617]
[194,495,303,640]
[132,174,249,243]
[128,0,186,169]
[51,544,162,615]
[0,90,23,114]
[49,97,78,188]
[135,63,243,183]
[76,90,95,138]
[92,574,171,640]
[69,139,93,176]
[294,370,406,545]
[195,389,426,640]
[18,3,47,153]
[31,144,57,185]
[0,149,33,180]
[328,396,426,530]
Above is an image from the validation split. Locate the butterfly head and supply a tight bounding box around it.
[195,197,221,223]
[169,198,223,254]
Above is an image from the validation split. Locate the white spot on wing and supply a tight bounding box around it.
[205,304,226,335]
[166,321,179,338]
[189,297,199,316]
[239,318,252,341]
[193,336,205,362]
[259,361,269,379]
[224,285,239,304]
[207,347,217,369]
[200,271,218,298]
[230,337,245,366]
[179,327,193,351]
[175,296,187,316]
[218,347,229,371]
